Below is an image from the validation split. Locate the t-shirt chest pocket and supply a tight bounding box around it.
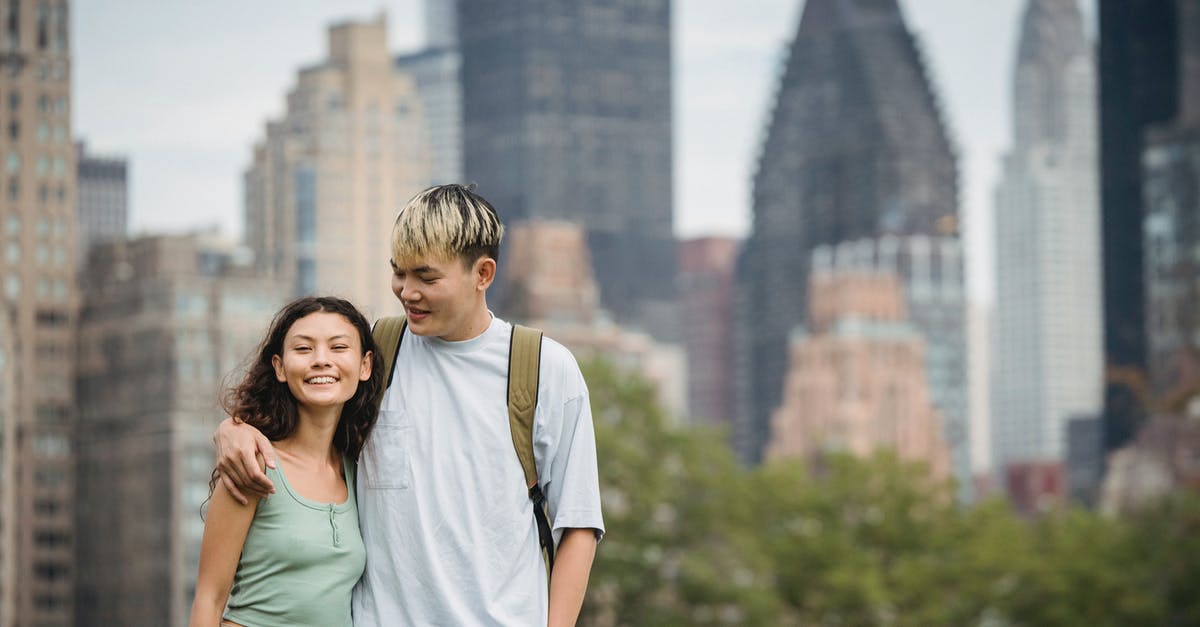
[361,409,413,490]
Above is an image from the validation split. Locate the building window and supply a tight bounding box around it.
[5,151,19,173]
[6,241,19,263]
[4,275,18,300]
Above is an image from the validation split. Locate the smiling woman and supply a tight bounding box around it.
[188,296,384,627]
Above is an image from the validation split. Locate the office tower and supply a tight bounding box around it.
[75,141,127,263]
[458,0,676,335]
[766,254,951,482]
[737,0,959,464]
[245,15,430,321]
[503,220,686,418]
[0,1,76,624]
[1142,0,1200,415]
[1098,0,1178,455]
[991,0,1102,488]
[394,48,461,186]
[74,234,289,627]
[423,0,457,49]
[679,237,739,426]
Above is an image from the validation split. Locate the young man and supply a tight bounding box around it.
[214,184,604,626]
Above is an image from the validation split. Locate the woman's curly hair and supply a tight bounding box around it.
[223,296,385,462]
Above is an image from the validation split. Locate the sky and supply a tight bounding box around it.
[73,0,1096,304]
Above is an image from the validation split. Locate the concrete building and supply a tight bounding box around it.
[502,220,685,418]
[737,0,960,465]
[74,234,289,627]
[75,141,127,264]
[766,265,951,482]
[245,14,429,321]
[679,237,739,427]
[968,303,994,493]
[991,0,1102,481]
[0,1,76,624]
[458,0,676,336]
[0,311,16,623]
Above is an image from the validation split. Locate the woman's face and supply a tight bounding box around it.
[271,311,373,412]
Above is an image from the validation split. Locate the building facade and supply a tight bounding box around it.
[74,234,289,627]
[765,264,951,482]
[1098,0,1179,456]
[737,0,960,464]
[1142,0,1200,418]
[0,1,76,624]
[991,0,1103,479]
[679,237,739,427]
[457,0,676,335]
[245,15,429,321]
[75,141,127,264]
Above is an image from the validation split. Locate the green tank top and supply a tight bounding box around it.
[223,456,364,627]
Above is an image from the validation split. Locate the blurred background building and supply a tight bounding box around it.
[0,1,77,624]
[678,237,739,428]
[991,0,1102,508]
[244,15,429,321]
[73,234,288,626]
[458,0,678,340]
[737,0,962,487]
[74,141,126,269]
[766,256,951,482]
[393,0,460,187]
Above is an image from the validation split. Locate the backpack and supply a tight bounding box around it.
[371,316,557,577]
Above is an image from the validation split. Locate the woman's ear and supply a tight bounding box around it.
[271,354,287,383]
[359,350,373,381]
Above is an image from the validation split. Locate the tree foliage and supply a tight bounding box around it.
[577,359,1198,626]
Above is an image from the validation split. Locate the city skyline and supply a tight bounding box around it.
[75,0,1096,305]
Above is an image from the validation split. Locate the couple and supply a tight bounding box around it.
[189,185,605,626]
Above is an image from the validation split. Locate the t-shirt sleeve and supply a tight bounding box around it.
[534,341,605,543]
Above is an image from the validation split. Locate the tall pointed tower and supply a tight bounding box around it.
[992,0,1101,486]
[738,0,960,466]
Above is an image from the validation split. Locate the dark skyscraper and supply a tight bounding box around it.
[1098,0,1178,454]
[737,0,959,463]
[457,0,676,334]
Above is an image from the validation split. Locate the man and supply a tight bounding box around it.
[215,184,604,626]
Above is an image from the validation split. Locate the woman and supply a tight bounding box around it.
[189,296,383,627]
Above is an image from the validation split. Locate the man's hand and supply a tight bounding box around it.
[213,417,277,505]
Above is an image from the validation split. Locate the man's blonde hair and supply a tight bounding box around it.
[391,184,504,268]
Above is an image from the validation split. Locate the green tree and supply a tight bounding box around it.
[580,359,784,626]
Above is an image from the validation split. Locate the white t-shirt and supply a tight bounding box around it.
[353,316,605,626]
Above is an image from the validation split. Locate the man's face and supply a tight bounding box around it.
[390,254,488,341]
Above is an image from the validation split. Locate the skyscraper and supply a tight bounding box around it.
[74,234,288,627]
[245,15,429,320]
[1142,0,1200,413]
[1098,0,1178,455]
[737,0,960,465]
[991,0,1102,481]
[457,0,676,335]
[75,141,127,264]
[0,2,76,624]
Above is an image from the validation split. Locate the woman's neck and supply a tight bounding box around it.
[277,404,343,464]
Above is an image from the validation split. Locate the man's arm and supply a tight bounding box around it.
[213,417,277,505]
[547,527,598,627]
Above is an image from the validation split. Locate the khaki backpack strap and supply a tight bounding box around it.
[372,316,407,399]
[507,324,553,575]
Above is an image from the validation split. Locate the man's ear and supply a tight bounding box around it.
[475,257,496,290]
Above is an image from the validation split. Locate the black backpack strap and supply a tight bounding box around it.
[508,324,552,576]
